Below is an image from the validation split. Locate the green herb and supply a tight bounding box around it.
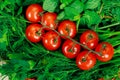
[0,0,120,80]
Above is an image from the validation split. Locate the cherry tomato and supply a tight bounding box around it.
[98,78,104,80]
[42,12,57,30]
[25,78,36,80]
[42,31,61,51]
[76,51,96,70]
[95,42,114,62]
[26,4,43,22]
[26,23,44,43]
[62,39,81,59]
[58,20,77,39]
[80,30,99,49]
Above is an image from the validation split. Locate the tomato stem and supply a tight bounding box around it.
[85,33,93,44]
[88,34,93,40]
[98,3,104,14]
[53,36,59,44]
[65,26,70,36]
[52,28,102,56]
[68,43,76,52]
[36,27,45,36]
[68,49,73,52]
[36,31,41,36]
[102,44,107,50]
[40,21,101,56]
[82,51,91,62]
[82,58,86,62]
[39,11,46,16]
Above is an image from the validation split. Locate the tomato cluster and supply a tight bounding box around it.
[25,4,114,71]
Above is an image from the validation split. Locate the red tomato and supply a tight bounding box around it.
[42,31,61,51]
[25,78,36,80]
[76,51,96,70]
[26,4,43,22]
[26,23,44,43]
[58,20,77,39]
[62,39,81,59]
[42,12,57,30]
[95,42,114,62]
[80,30,99,49]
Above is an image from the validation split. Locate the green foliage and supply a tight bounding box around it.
[0,59,29,80]
[0,0,120,80]
[59,0,84,20]
[80,10,101,27]
[102,0,120,22]
[85,0,101,10]
[43,0,59,12]
[64,0,84,20]
[60,0,73,9]
[0,28,8,51]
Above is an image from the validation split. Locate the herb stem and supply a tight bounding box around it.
[99,22,120,29]
[98,3,104,14]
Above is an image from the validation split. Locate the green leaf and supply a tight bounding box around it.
[16,0,22,6]
[43,0,59,12]
[57,11,65,20]
[73,14,80,21]
[64,7,78,20]
[0,42,6,51]
[28,60,35,70]
[12,37,24,49]
[85,0,101,9]
[0,0,10,10]
[0,29,8,51]
[112,8,120,22]
[80,10,101,27]
[60,0,73,3]
[17,7,23,16]
[81,0,87,3]
[0,31,2,38]
[64,0,84,20]
[23,0,43,6]
[8,0,16,4]
[0,59,29,75]
[60,0,73,9]
[70,0,84,13]
[7,53,26,60]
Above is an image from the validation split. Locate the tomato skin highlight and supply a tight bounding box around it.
[26,4,43,22]
[58,20,77,39]
[62,39,81,59]
[42,12,57,30]
[80,30,99,49]
[95,42,114,62]
[76,51,96,70]
[42,31,61,51]
[25,24,44,43]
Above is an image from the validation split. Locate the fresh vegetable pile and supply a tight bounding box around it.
[25,3,114,71]
[0,0,120,80]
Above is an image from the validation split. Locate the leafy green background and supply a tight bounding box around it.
[0,0,120,80]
